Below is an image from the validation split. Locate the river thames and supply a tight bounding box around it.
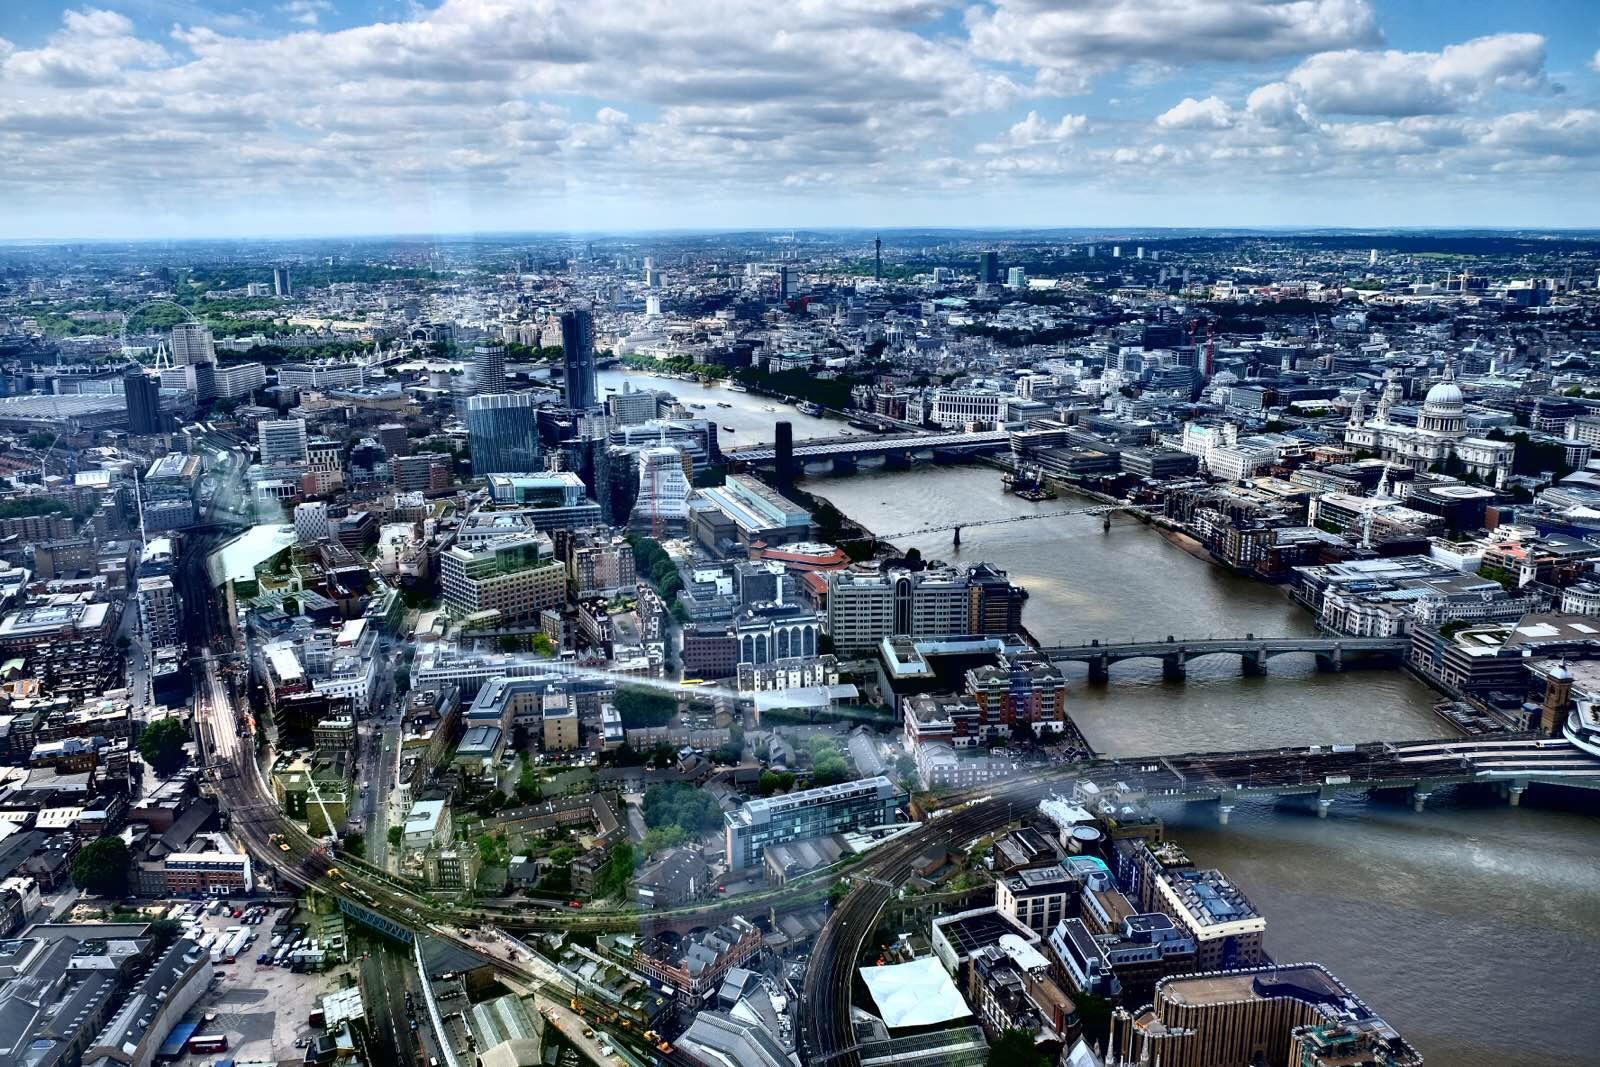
[610,369,1600,1065]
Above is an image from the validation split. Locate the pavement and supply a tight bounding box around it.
[173,906,328,1066]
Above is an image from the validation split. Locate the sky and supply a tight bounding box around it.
[1,0,1599,239]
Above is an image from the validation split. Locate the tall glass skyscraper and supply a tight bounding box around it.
[559,308,597,411]
[466,393,540,475]
[473,343,507,394]
[124,368,164,434]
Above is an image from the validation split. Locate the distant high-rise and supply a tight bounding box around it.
[779,265,793,301]
[979,250,1000,285]
[466,393,541,475]
[169,322,215,366]
[377,422,409,458]
[1007,266,1026,289]
[273,266,292,297]
[774,420,794,491]
[258,417,309,464]
[559,308,597,411]
[123,368,163,435]
[874,237,882,281]
[473,343,508,395]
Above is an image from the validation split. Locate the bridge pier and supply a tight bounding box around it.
[1217,802,1235,826]
[1087,655,1108,684]
[1314,646,1344,673]
[1507,778,1529,806]
[1412,786,1434,812]
[1102,511,1112,532]
[1316,786,1337,818]
[1162,653,1186,681]
[1241,649,1268,677]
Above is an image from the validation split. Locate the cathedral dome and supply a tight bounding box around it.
[1423,378,1464,413]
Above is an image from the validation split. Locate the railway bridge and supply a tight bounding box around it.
[1041,634,1409,681]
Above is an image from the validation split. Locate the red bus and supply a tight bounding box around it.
[187,1035,229,1054]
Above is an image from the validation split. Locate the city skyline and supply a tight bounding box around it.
[3,0,1600,239]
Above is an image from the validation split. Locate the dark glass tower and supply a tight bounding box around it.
[124,368,164,434]
[560,308,597,411]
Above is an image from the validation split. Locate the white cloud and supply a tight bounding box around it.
[978,110,1088,152]
[1157,96,1237,130]
[0,2,1594,234]
[2,7,168,87]
[967,0,1380,69]
[1285,33,1547,116]
[280,1,334,26]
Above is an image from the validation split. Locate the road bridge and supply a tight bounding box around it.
[1041,634,1409,681]
[726,428,1010,465]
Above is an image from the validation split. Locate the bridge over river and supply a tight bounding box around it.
[1041,634,1409,681]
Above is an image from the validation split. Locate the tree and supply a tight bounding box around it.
[530,632,556,657]
[387,825,403,848]
[758,770,794,795]
[987,1030,1050,1067]
[893,754,919,789]
[72,836,130,896]
[614,685,677,728]
[594,841,635,900]
[538,846,575,895]
[643,825,687,855]
[643,782,721,834]
[341,832,367,859]
[138,717,189,775]
[516,758,542,805]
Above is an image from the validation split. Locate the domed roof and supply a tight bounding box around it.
[1423,377,1464,412]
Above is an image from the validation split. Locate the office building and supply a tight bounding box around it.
[213,361,266,399]
[690,473,812,556]
[997,866,1079,936]
[466,393,540,475]
[123,367,164,434]
[979,249,1000,285]
[560,308,598,410]
[169,322,216,366]
[392,453,451,492]
[440,533,566,624]
[1152,868,1266,972]
[137,574,181,649]
[1110,963,1421,1067]
[723,776,900,870]
[273,265,292,297]
[606,382,659,427]
[377,422,409,457]
[473,344,508,395]
[276,361,364,389]
[258,418,309,464]
[295,501,331,544]
[825,565,1028,652]
[630,445,693,533]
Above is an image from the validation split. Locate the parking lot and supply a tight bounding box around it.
[163,902,338,1065]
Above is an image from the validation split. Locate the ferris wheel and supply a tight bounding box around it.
[120,299,199,367]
